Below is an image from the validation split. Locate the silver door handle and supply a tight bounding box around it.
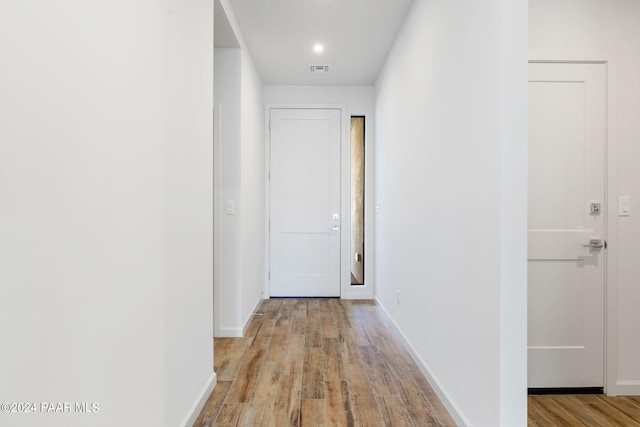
[583,239,605,250]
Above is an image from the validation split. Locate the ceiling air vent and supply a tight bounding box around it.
[309,64,330,73]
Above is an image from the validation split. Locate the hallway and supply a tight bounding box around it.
[194,299,456,426]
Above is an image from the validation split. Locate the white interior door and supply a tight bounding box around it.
[269,108,341,297]
[528,62,607,389]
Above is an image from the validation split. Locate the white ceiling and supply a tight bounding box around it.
[226,0,415,85]
[215,0,240,48]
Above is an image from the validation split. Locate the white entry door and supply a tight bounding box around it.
[528,62,607,389]
[269,108,341,297]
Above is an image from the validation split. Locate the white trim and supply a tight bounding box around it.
[213,103,223,337]
[341,112,374,301]
[613,381,640,396]
[341,289,374,300]
[339,106,350,298]
[362,111,376,299]
[179,372,217,427]
[604,56,620,397]
[528,54,619,396]
[263,105,271,298]
[374,298,470,427]
[243,296,264,335]
[214,297,263,339]
[264,104,348,298]
[217,327,244,338]
[529,50,612,63]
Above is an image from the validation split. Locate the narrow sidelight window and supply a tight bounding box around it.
[350,116,365,285]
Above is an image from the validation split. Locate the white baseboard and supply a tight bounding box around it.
[216,297,264,338]
[341,289,374,300]
[374,297,470,427]
[180,372,217,427]
[243,297,264,334]
[610,380,640,396]
[216,327,243,338]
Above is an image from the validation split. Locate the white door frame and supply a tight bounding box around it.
[264,104,350,298]
[528,52,621,395]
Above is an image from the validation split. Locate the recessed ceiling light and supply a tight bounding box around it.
[313,44,324,53]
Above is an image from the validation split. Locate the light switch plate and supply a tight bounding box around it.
[225,200,236,215]
[619,196,631,216]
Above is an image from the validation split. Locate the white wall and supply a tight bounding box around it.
[240,49,266,320]
[0,1,214,427]
[374,0,527,426]
[530,0,640,395]
[214,0,265,337]
[263,85,376,299]
[214,48,243,336]
[163,2,215,424]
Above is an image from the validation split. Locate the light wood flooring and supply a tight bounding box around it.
[529,394,640,426]
[193,298,456,426]
[193,298,640,426]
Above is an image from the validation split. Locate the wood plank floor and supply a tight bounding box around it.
[529,394,640,426]
[194,298,456,427]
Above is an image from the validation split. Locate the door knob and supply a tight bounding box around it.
[582,238,605,250]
